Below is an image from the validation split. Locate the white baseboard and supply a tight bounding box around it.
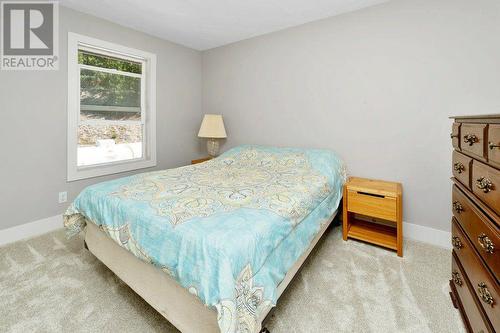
[0,215,63,247]
[403,221,451,249]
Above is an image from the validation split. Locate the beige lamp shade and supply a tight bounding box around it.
[198,114,227,138]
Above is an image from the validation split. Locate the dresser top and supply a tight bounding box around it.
[450,114,500,119]
[450,114,500,123]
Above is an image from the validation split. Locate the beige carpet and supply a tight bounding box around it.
[0,225,465,333]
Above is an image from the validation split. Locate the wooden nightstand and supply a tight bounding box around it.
[191,157,212,164]
[342,177,403,257]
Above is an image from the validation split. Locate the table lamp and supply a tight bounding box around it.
[198,114,227,157]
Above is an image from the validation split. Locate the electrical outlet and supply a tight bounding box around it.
[58,191,67,203]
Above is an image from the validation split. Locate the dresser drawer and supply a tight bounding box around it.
[452,253,492,333]
[346,190,397,221]
[452,186,499,280]
[461,123,487,160]
[452,122,461,151]
[488,124,500,168]
[453,151,472,189]
[472,161,500,216]
[452,219,500,329]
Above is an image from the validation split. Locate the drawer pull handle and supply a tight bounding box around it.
[476,177,493,193]
[450,133,459,139]
[478,233,495,254]
[463,134,478,146]
[356,191,385,198]
[452,236,463,250]
[477,282,494,306]
[489,141,500,150]
[453,162,465,174]
[452,271,462,286]
[452,201,463,213]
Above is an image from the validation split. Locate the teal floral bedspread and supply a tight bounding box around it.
[64,145,346,333]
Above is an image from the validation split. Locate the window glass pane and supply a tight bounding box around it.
[80,68,141,120]
[77,123,143,167]
[80,68,140,107]
[78,50,142,74]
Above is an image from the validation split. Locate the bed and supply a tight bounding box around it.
[64,145,346,333]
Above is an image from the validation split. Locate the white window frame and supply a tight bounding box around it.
[67,33,157,181]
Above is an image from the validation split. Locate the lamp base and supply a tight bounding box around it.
[206,139,220,157]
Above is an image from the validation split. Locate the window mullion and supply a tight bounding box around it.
[79,119,142,126]
[79,63,142,78]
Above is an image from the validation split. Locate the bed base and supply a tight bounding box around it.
[84,209,338,333]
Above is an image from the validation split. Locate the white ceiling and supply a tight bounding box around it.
[60,0,388,51]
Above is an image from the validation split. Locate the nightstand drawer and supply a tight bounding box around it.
[347,190,397,222]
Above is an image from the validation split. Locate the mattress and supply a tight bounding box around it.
[64,145,346,333]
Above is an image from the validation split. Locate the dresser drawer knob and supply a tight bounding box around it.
[453,162,465,174]
[478,233,495,254]
[463,134,478,146]
[452,236,463,250]
[476,177,493,193]
[450,133,459,139]
[489,141,500,150]
[452,201,464,213]
[477,282,494,306]
[452,271,462,286]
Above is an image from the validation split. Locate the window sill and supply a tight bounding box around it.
[67,158,156,182]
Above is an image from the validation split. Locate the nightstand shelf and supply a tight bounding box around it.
[347,219,398,250]
[343,177,403,256]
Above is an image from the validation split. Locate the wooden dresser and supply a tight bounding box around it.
[449,114,500,333]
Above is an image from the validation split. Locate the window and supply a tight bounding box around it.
[67,33,156,181]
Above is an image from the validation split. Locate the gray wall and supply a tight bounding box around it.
[3,1,500,233]
[0,7,202,229]
[202,0,500,232]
